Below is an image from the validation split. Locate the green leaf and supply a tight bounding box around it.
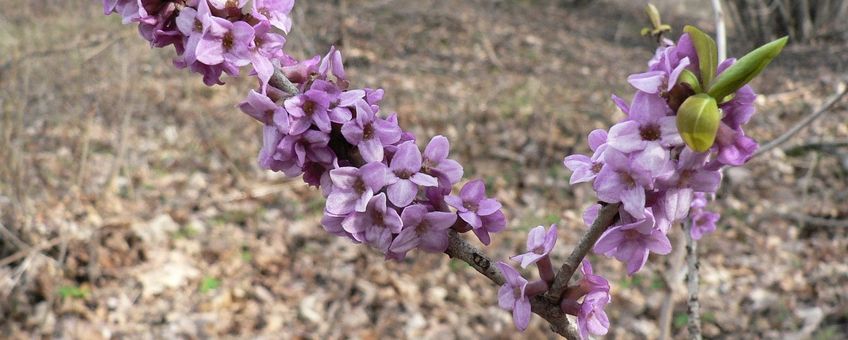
[683,25,718,87]
[677,69,702,93]
[199,277,221,293]
[676,94,720,152]
[707,36,788,101]
[58,285,89,299]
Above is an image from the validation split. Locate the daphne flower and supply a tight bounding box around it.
[341,100,402,162]
[593,149,653,218]
[175,0,211,66]
[472,209,507,246]
[577,291,611,339]
[251,0,295,33]
[593,208,672,274]
[606,92,681,175]
[285,85,332,134]
[421,135,463,190]
[276,130,334,168]
[713,123,758,166]
[325,163,388,215]
[249,21,287,87]
[385,142,438,207]
[342,193,402,253]
[578,259,610,294]
[390,205,457,254]
[627,57,690,94]
[496,262,532,332]
[445,179,502,230]
[564,129,609,184]
[238,90,288,130]
[511,225,558,268]
[196,13,254,67]
[319,46,347,85]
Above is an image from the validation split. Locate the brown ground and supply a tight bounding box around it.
[1,0,847,339]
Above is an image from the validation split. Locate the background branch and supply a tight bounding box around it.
[684,222,702,340]
[711,0,727,61]
[754,81,848,158]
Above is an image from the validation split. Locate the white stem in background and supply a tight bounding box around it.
[711,0,727,61]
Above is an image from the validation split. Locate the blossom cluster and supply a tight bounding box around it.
[103,0,294,87]
[236,37,507,257]
[102,1,507,260]
[559,33,762,337]
[565,33,757,273]
[103,2,770,339]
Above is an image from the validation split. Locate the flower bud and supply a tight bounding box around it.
[676,93,720,152]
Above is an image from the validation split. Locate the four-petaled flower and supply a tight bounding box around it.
[325,163,388,215]
[577,291,611,340]
[593,208,672,274]
[385,141,438,207]
[445,179,502,230]
[342,193,402,253]
[564,129,609,184]
[196,13,254,67]
[390,204,457,254]
[341,100,402,162]
[510,224,558,268]
[496,261,532,332]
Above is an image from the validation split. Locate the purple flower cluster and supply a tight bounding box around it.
[103,1,507,260]
[103,0,294,87]
[247,46,506,259]
[561,32,762,339]
[564,33,758,275]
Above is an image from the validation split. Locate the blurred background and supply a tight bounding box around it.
[1,0,847,338]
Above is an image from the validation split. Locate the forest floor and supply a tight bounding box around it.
[1,0,847,339]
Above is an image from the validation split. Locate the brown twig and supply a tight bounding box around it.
[445,230,580,339]
[547,203,620,302]
[754,81,848,158]
[0,238,63,267]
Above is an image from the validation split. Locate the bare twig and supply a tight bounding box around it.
[0,238,63,267]
[711,0,727,61]
[658,229,687,340]
[754,81,848,158]
[684,222,702,340]
[0,221,29,251]
[785,139,848,153]
[547,203,620,301]
[785,213,848,228]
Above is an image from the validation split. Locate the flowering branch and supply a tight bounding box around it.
[547,203,620,301]
[445,230,581,339]
[100,2,787,338]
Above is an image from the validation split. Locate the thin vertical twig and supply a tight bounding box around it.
[710,0,727,61]
[684,221,702,340]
